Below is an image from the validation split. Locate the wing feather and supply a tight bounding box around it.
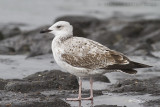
[61,37,130,69]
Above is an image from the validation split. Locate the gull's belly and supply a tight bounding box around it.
[52,48,89,77]
[54,53,106,77]
[52,42,107,77]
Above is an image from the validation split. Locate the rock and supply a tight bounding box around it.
[1,17,160,57]
[111,19,160,55]
[0,78,8,90]
[142,99,160,107]
[109,77,160,95]
[0,32,4,40]
[0,26,53,56]
[83,75,110,83]
[5,70,78,93]
[20,26,52,55]
[119,23,144,38]
[0,46,15,54]
[0,90,70,107]
[94,105,125,107]
[17,44,31,53]
[91,31,121,48]
[93,75,110,83]
[0,23,21,38]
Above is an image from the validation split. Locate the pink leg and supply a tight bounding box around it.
[82,77,93,100]
[66,77,82,101]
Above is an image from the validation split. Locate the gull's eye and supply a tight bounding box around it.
[56,25,62,29]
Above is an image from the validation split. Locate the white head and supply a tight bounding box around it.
[40,21,73,38]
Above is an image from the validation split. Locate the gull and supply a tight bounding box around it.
[40,21,152,101]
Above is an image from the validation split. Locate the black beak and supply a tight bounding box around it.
[40,29,52,33]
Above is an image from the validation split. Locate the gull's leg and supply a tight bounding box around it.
[82,77,93,100]
[78,77,82,99]
[66,77,82,101]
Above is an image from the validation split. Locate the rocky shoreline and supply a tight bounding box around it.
[0,70,78,107]
[0,16,160,57]
[0,16,160,107]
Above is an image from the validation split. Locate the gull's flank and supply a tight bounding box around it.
[40,21,152,101]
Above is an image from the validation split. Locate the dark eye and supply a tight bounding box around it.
[57,25,61,29]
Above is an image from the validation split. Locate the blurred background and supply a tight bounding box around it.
[0,0,160,107]
[1,0,160,30]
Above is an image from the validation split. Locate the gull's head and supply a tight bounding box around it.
[40,21,73,37]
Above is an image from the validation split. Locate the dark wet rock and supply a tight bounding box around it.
[85,19,160,56]
[93,75,110,83]
[0,24,21,39]
[109,77,160,95]
[83,75,110,83]
[0,78,8,90]
[142,99,160,107]
[0,17,160,57]
[0,90,70,107]
[108,19,160,55]
[20,26,52,55]
[0,26,53,56]
[1,99,70,107]
[5,70,78,93]
[17,44,31,53]
[5,81,44,93]
[119,23,144,38]
[0,32,4,40]
[0,16,100,56]
[94,105,126,107]
[0,46,14,54]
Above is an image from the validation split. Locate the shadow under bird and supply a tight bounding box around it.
[40,21,152,101]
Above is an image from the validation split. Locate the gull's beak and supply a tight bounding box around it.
[40,29,52,33]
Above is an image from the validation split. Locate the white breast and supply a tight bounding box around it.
[51,39,92,77]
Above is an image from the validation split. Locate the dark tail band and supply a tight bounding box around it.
[131,61,152,68]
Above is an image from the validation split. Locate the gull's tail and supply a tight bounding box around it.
[130,61,152,68]
[104,60,152,74]
[120,61,152,74]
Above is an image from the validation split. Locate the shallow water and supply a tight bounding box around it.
[0,1,159,106]
[0,54,60,79]
[0,54,159,107]
[0,0,160,30]
[66,93,160,107]
[0,54,158,79]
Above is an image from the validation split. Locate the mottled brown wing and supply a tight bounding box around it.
[105,51,151,70]
[61,50,130,69]
[108,50,130,64]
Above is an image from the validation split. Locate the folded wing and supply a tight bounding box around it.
[61,37,151,74]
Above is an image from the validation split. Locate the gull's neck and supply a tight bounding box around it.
[53,34,73,45]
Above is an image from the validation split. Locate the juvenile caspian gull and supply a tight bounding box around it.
[40,21,152,101]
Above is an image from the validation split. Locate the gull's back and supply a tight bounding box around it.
[59,37,129,69]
